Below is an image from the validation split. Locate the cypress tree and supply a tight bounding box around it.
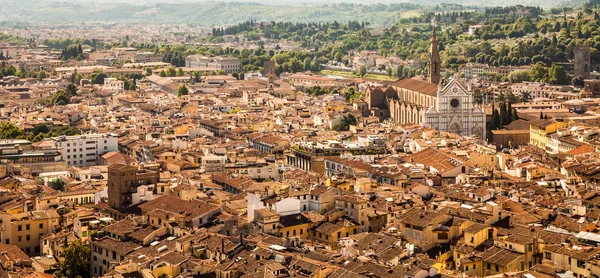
[507,102,513,123]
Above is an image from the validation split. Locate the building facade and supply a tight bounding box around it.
[50,134,118,167]
[424,79,487,140]
[574,46,591,79]
[107,164,159,210]
[0,210,60,256]
[366,26,486,139]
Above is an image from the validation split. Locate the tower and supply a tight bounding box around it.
[107,164,158,210]
[428,20,441,85]
[574,46,591,79]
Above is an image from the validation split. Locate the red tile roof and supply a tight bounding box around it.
[392,78,439,97]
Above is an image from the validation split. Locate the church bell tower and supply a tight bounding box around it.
[428,20,441,85]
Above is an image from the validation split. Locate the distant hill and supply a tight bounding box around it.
[0,0,581,26]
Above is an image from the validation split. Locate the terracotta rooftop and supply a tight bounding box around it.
[392,77,439,97]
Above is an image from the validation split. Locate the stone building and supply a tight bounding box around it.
[574,46,591,79]
[365,23,486,139]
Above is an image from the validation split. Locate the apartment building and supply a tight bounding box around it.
[104,78,125,91]
[185,55,241,73]
[0,209,60,256]
[50,134,118,167]
[135,52,163,63]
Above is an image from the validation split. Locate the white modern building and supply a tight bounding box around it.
[50,134,118,167]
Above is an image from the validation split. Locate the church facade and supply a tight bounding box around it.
[365,23,486,140]
[424,79,486,140]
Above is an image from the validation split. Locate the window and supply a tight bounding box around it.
[39,223,43,229]
[545,252,552,260]
[18,225,22,231]
[528,244,533,252]
[487,263,490,270]
[112,251,116,260]
[495,265,499,272]
[18,236,22,242]
[577,260,585,269]
[26,235,30,241]
[457,254,461,259]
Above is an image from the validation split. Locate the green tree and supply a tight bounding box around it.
[303,57,311,71]
[508,70,530,83]
[166,66,177,77]
[66,83,78,96]
[52,90,69,106]
[359,65,367,77]
[55,240,90,278]
[176,67,184,77]
[0,122,24,139]
[177,84,189,97]
[90,70,107,84]
[159,70,167,77]
[288,58,303,73]
[529,63,548,82]
[342,87,356,102]
[32,124,50,135]
[547,64,570,85]
[37,70,47,81]
[573,75,584,87]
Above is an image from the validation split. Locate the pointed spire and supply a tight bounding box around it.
[431,18,437,42]
[428,19,441,85]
